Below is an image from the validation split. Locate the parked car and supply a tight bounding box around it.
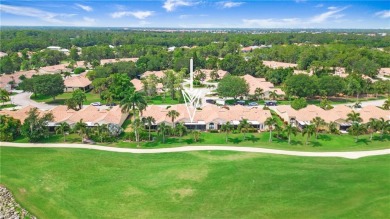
[106,103,117,106]
[206,99,216,104]
[236,100,246,105]
[91,102,101,106]
[265,100,277,106]
[248,102,258,106]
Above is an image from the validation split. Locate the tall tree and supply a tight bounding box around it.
[347,111,363,123]
[376,117,390,139]
[217,75,249,100]
[0,89,10,105]
[33,74,65,100]
[142,116,156,141]
[55,122,70,142]
[220,122,233,143]
[238,119,251,141]
[120,90,147,118]
[366,118,378,141]
[167,110,180,128]
[382,97,390,110]
[284,123,298,145]
[73,119,87,143]
[312,117,326,139]
[21,108,54,142]
[158,122,168,143]
[71,89,87,110]
[348,123,366,143]
[0,115,21,141]
[254,87,264,101]
[302,124,315,145]
[94,123,109,143]
[265,117,277,142]
[132,118,143,147]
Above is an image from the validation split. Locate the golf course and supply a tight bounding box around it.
[1,146,389,218]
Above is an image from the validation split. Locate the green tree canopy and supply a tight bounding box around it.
[217,75,249,99]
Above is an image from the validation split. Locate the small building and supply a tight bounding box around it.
[241,74,285,98]
[64,75,92,92]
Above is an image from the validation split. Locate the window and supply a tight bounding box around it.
[209,122,215,130]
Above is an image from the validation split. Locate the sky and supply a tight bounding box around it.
[0,0,389,29]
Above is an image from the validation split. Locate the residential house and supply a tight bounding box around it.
[142,104,272,131]
[198,69,228,81]
[241,74,285,99]
[64,75,92,92]
[262,61,298,69]
[100,58,138,65]
[274,104,390,132]
[0,105,128,128]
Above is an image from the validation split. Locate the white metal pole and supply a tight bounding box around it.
[190,58,193,91]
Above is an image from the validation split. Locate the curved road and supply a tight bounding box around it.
[1,142,390,159]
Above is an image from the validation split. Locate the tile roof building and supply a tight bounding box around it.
[142,104,272,131]
[274,104,390,131]
[64,75,92,92]
[241,74,285,98]
[0,105,128,127]
[262,61,298,69]
[198,69,228,81]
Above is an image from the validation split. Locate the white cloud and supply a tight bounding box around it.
[163,0,198,12]
[375,10,390,18]
[217,1,244,9]
[315,4,324,8]
[111,10,154,19]
[0,4,76,24]
[75,3,93,12]
[243,6,349,28]
[310,6,347,23]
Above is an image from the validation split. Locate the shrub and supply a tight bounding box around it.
[74,67,86,74]
[291,97,307,110]
[209,130,219,133]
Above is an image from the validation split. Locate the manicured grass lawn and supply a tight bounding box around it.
[13,131,390,152]
[31,92,102,105]
[1,147,389,218]
[116,132,390,152]
[146,94,183,105]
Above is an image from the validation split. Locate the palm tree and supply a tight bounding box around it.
[105,91,114,108]
[167,110,180,128]
[94,123,108,143]
[274,124,283,139]
[348,123,366,143]
[0,89,10,106]
[158,122,168,143]
[284,123,298,144]
[347,111,362,123]
[55,122,70,142]
[238,119,251,141]
[269,90,279,100]
[192,130,201,142]
[73,119,87,143]
[328,121,338,134]
[302,124,315,145]
[63,71,72,78]
[382,97,390,110]
[220,122,233,143]
[175,122,187,137]
[142,116,155,141]
[120,90,147,119]
[366,118,378,140]
[312,117,326,139]
[132,118,143,147]
[376,117,390,139]
[254,87,264,101]
[265,117,277,142]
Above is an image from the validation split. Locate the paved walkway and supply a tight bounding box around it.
[1,142,390,159]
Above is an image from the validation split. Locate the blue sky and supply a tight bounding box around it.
[0,0,389,28]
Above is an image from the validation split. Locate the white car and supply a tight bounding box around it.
[91,102,101,106]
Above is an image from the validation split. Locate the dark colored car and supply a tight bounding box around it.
[265,100,277,106]
[236,100,246,105]
[106,103,117,106]
[206,99,216,104]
